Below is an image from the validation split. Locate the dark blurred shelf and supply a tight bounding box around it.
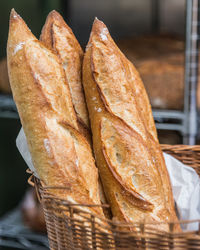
[0,208,49,249]
[0,94,19,119]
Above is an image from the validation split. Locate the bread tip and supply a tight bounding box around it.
[42,9,64,31]
[40,9,64,43]
[47,9,60,19]
[50,9,57,14]
[92,17,107,29]
[92,18,109,42]
[93,17,104,26]
[10,8,20,20]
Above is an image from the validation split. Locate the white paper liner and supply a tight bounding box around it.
[16,127,200,231]
[16,128,39,178]
[164,152,200,231]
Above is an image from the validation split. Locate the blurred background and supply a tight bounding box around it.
[0,0,199,249]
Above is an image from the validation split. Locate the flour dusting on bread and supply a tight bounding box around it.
[100,28,108,41]
[13,42,25,55]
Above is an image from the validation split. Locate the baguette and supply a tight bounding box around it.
[83,18,180,231]
[40,10,89,140]
[40,10,109,212]
[7,9,104,217]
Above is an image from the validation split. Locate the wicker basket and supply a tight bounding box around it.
[30,145,200,249]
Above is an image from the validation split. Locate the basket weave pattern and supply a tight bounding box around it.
[33,145,200,249]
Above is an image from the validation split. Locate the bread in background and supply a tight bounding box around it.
[0,57,11,93]
[117,35,185,110]
[158,130,182,145]
[21,188,46,233]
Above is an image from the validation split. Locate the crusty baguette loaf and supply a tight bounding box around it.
[39,10,109,212]
[7,9,104,217]
[40,10,89,140]
[83,18,180,231]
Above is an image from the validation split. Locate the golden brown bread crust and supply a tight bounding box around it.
[40,10,89,139]
[83,18,180,231]
[7,9,104,217]
[39,11,109,211]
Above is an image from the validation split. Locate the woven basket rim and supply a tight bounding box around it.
[29,177,200,232]
[28,144,200,232]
